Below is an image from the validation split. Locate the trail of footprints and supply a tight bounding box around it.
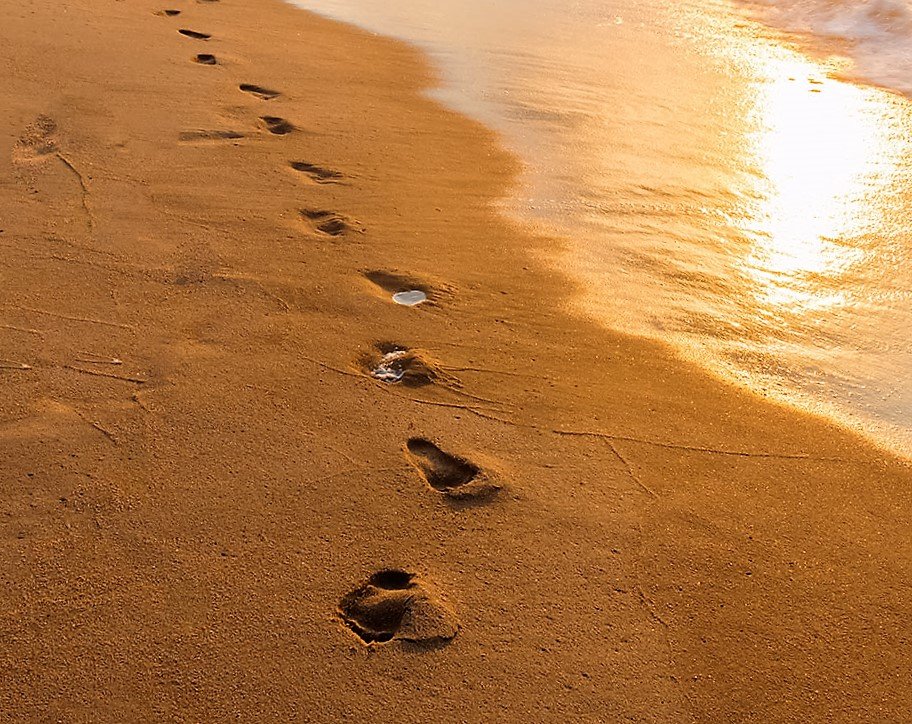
[157,1,502,647]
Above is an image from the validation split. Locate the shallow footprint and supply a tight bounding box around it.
[179,129,245,142]
[239,83,281,100]
[300,209,358,237]
[178,29,211,40]
[339,569,459,645]
[156,9,181,16]
[259,115,294,135]
[289,161,344,184]
[406,438,500,500]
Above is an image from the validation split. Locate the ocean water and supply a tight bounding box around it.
[291,0,912,456]
[745,0,912,95]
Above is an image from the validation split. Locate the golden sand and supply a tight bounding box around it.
[1,0,910,719]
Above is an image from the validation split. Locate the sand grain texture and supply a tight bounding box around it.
[0,0,910,721]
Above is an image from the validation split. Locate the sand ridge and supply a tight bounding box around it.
[0,0,910,721]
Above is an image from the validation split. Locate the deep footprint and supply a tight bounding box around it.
[339,570,459,645]
[178,29,211,40]
[300,209,353,237]
[157,9,181,16]
[194,53,217,65]
[406,438,501,500]
[239,83,281,100]
[407,438,478,491]
[289,161,344,184]
[259,116,294,135]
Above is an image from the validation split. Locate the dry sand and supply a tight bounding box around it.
[1,0,910,720]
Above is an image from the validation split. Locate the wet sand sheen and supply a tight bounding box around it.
[292,0,912,459]
[0,0,911,721]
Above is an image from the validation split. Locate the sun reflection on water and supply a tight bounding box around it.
[736,48,893,314]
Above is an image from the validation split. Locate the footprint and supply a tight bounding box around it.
[194,53,217,65]
[259,116,294,135]
[178,29,211,40]
[156,9,181,16]
[361,343,441,387]
[406,438,501,500]
[289,161,344,185]
[239,84,281,100]
[13,116,58,164]
[363,270,441,306]
[339,570,459,645]
[179,129,245,142]
[299,209,358,237]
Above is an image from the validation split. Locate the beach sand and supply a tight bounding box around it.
[1,0,910,720]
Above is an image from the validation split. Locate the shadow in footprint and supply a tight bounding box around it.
[406,438,501,501]
[300,209,358,237]
[289,161,345,184]
[339,570,459,645]
[259,116,294,135]
[194,53,217,65]
[240,83,281,100]
[157,9,181,16]
[178,29,211,40]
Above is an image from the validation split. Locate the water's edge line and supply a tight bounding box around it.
[284,0,912,465]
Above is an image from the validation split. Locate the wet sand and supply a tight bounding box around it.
[1,0,910,720]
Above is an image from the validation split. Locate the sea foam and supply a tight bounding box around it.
[744,0,912,96]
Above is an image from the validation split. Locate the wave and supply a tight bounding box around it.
[742,0,912,96]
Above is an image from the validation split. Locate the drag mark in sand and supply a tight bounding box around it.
[75,352,124,366]
[339,570,459,645]
[1,304,133,330]
[0,324,44,338]
[64,365,147,384]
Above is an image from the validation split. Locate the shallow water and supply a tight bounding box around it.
[372,350,408,382]
[291,0,912,455]
[392,290,428,307]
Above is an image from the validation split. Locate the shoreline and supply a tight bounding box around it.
[1,0,911,720]
[293,0,912,465]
